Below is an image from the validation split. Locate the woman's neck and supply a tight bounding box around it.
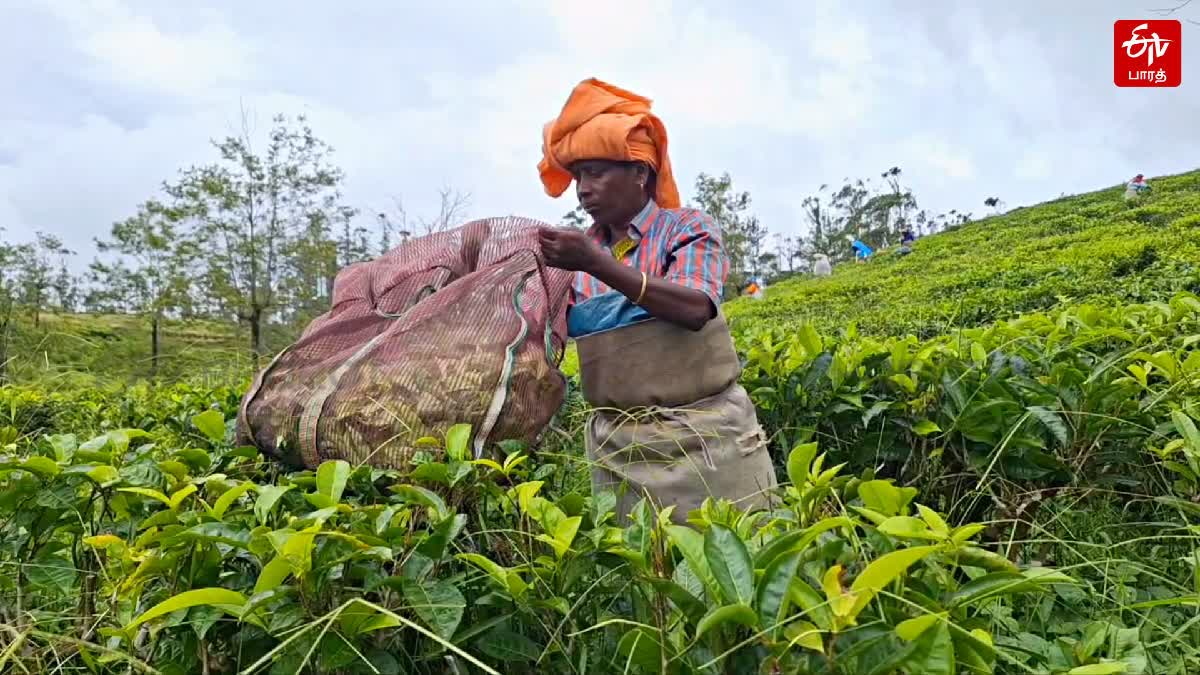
[599,197,650,240]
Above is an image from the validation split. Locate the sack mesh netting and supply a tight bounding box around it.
[236,217,573,469]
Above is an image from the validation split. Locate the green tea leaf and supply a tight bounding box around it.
[915,504,950,536]
[86,465,120,487]
[785,620,824,653]
[410,462,450,485]
[949,572,1047,607]
[254,555,292,594]
[191,410,227,443]
[858,480,917,517]
[897,620,955,675]
[668,525,718,599]
[649,578,706,622]
[476,628,541,663]
[211,481,254,520]
[955,546,1019,573]
[787,443,819,486]
[696,603,758,639]
[170,522,251,549]
[878,516,940,540]
[704,524,754,605]
[896,612,943,640]
[316,460,350,503]
[392,484,449,521]
[47,434,77,462]
[118,487,172,507]
[254,485,292,525]
[756,550,802,636]
[401,578,465,639]
[912,419,942,436]
[1028,405,1070,447]
[21,456,60,478]
[127,588,247,629]
[848,545,939,621]
[26,548,75,596]
[169,484,197,509]
[457,553,513,594]
[445,424,472,462]
[417,514,467,562]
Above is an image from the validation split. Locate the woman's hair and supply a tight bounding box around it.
[644,166,658,200]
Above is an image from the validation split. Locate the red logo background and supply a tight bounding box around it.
[1114,20,1181,87]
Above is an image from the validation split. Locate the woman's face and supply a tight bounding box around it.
[571,160,648,227]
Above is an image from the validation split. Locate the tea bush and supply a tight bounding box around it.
[3,171,1200,672]
[726,170,1200,339]
[3,402,1196,674]
[737,292,1200,527]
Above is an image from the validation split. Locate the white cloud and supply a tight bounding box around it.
[40,0,255,102]
[2,0,1199,269]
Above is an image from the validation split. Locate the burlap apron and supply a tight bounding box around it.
[576,313,777,524]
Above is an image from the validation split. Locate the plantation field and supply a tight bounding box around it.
[3,313,253,386]
[2,171,1200,673]
[726,170,1200,338]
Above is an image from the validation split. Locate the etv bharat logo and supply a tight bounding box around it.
[1114,20,1181,87]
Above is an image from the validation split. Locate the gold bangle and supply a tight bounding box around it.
[634,271,648,305]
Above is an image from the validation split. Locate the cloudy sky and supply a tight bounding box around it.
[2,0,1197,266]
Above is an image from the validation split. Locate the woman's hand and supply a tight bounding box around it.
[539,226,604,273]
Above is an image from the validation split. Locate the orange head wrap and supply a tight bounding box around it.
[538,78,681,209]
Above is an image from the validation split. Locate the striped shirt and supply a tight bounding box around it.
[572,199,728,306]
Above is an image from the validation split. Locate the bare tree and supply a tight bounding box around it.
[417,186,471,235]
[1150,0,1199,24]
[382,186,471,246]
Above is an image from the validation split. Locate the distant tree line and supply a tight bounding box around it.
[2,112,977,381]
[564,166,975,298]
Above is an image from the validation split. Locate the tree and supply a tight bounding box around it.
[382,187,470,249]
[984,197,1005,214]
[417,186,470,235]
[167,113,355,360]
[0,232,33,383]
[561,203,589,228]
[52,261,79,314]
[89,200,196,375]
[16,232,73,327]
[691,172,764,298]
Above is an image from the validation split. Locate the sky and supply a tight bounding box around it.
[2,0,1198,268]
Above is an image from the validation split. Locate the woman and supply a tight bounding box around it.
[535,78,777,524]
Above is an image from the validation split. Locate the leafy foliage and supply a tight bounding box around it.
[0,384,1197,673]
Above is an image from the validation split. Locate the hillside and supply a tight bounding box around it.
[4,172,1200,673]
[726,169,1200,338]
[3,312,255,385]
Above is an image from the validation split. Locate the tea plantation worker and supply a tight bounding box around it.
[851,238,873,262]
[898,228,915,256]
[536,77,777,524]
[1124,173,1151,200]
[812,253,833,277]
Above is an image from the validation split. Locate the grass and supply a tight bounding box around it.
[5,313,260,385]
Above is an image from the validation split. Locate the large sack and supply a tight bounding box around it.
[236,217,574,470]
[575,314,777,523]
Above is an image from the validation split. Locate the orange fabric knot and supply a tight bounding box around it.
[538,78,681,209]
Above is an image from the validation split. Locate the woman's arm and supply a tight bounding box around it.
[539,226,717,331]
[585,254,715,331]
